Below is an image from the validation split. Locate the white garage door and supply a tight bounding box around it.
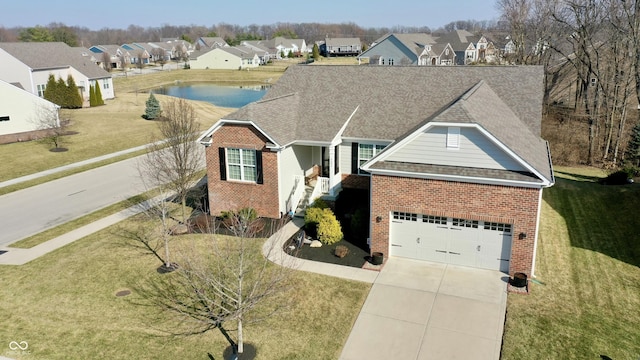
[390,212,512,273]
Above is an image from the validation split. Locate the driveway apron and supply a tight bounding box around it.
[340,257,509,360]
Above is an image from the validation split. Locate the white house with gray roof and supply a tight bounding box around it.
[189,46,260,70]
[0,79,60,143]
[0,42,114,107]
[198,65,553,276]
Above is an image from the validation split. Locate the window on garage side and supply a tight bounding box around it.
[393,212,417,221]
[483,222,512,233]
[423,215,446,224]
[452,218,478,228]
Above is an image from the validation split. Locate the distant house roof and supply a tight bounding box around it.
[362,33,438,60]
[198,37,228,48]
[0,42,111,80]
[214,65,549,181]
[433,30,485,51]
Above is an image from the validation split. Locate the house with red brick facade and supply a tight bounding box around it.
[197,65,554,276]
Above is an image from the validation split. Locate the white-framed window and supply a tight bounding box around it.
[389,58,394,65]
[37,84,46,97]
[358,143,385,173]
[103,79,110,89]
[227,148,257,182]
[447,127,460,149]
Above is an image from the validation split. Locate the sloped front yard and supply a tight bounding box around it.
[501,167,640,359]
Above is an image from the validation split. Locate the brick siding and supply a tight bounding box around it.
[370,174,541,275]
[205,124,280,219]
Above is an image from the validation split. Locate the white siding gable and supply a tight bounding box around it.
[385,126,526,171]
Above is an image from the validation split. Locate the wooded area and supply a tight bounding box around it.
[497,0,640,168]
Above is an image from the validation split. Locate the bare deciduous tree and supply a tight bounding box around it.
[142,98,203,224]
[136,214,296,357]
[101,51,112,72]
[31,103,66,150]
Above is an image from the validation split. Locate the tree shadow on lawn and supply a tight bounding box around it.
[545,173,640,267]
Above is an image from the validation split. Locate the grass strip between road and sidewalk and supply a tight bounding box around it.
[0,149,148,196]
[8,192,154,249]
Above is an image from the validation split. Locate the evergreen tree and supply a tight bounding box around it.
[89,84,96,107]
[56,77,68,108]
[626,121,640,166]
[66,74,83,108]
[43,74,59,105]
[312,43,320,60]
[95,82,104,105]
[144,93,161,119]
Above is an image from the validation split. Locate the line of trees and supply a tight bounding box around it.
[497,0,640,167]
[0,19,498,49]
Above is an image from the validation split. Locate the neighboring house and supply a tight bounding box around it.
[189,46,260,70]
[0,79,60,144]
[258,37,307,58]
[0,42,114,107]
[197,65,554,276]
[149,40,191,61]
[89,44,132,69]
[241,41,273,64]
[122,44,151,65]
[434,30,500,64]
[320,37,362,56]
[358,33,452,66]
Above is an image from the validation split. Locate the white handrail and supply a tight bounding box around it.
[288,175,305,213]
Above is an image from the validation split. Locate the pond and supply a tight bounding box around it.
[152,83,269,108]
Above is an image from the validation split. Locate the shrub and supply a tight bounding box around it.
[317,209,343,245]
[304,207,325,238]
[334,245,349,258]
[309,198,329,209]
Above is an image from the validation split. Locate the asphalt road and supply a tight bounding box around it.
[0,150,204,247]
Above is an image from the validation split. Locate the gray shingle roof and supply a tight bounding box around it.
[325,37,361,47]
[0,42,111,80]
[221,65,549,180]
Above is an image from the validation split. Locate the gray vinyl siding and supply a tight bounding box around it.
[340,142,353,174]
[365,37,417,65]
[386,127,526,171]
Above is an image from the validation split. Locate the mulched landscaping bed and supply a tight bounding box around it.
[283,230,371,268]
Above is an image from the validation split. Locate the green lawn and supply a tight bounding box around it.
[501,166,640,359]
[0,217,371,360]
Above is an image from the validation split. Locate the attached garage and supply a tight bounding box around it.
[389,211,513,273]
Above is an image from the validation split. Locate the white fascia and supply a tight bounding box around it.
[196,119,281,150]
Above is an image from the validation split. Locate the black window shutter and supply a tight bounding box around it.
[334,145,340,175]
[218,147,226,180]
[256,150,263,184]
[351,142,359,174]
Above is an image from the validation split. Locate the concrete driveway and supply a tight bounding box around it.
[340,258,509,360]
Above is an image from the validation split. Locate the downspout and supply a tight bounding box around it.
[530,188,543,278]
